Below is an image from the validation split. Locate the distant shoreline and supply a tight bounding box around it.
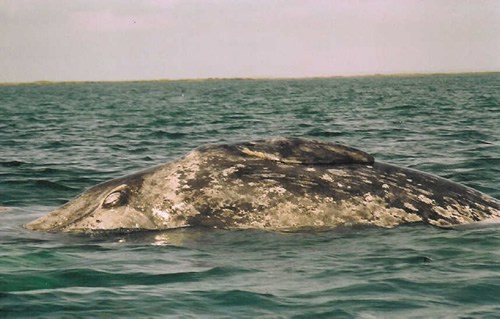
[1,71,499,86]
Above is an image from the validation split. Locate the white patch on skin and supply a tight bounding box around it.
[268,186,287,195]
[305,167,316,172]
[404,213,423,222]
[160,172,182,203]
[382,184,390,189]
[153,208,171,221]
[240,147,282,161]
[321,174,334,182]
[406,179,413,182]
[364,193,374,202]
[172,202,186,210]
[429,219,448,227]
[404,202,418,211]
[337,183,343,188]
[481,193,498,204]
[222,166,238,177]
[432,205,475,224]
[418,194,435,205]
[327,169,350,177]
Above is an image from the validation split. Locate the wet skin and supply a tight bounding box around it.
[25,138,500,233]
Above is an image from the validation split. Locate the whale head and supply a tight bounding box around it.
[24,167,180,233]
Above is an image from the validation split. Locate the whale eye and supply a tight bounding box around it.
[102,191,128,208]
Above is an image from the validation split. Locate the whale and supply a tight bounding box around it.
[25,138,500,233]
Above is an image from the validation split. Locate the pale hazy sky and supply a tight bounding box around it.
[1,0,499,82]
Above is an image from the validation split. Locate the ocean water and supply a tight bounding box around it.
[1,74,499,318]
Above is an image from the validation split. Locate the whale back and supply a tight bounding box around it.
[198,137,375,165]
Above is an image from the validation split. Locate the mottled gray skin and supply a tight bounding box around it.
[25,138,500,233]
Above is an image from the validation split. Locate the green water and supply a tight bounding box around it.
[1,74,499,318]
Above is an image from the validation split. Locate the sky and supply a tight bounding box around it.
[1,0,499,83]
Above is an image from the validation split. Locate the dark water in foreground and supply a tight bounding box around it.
[1,74,499,318]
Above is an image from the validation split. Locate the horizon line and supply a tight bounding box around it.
[1,70,499,86]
